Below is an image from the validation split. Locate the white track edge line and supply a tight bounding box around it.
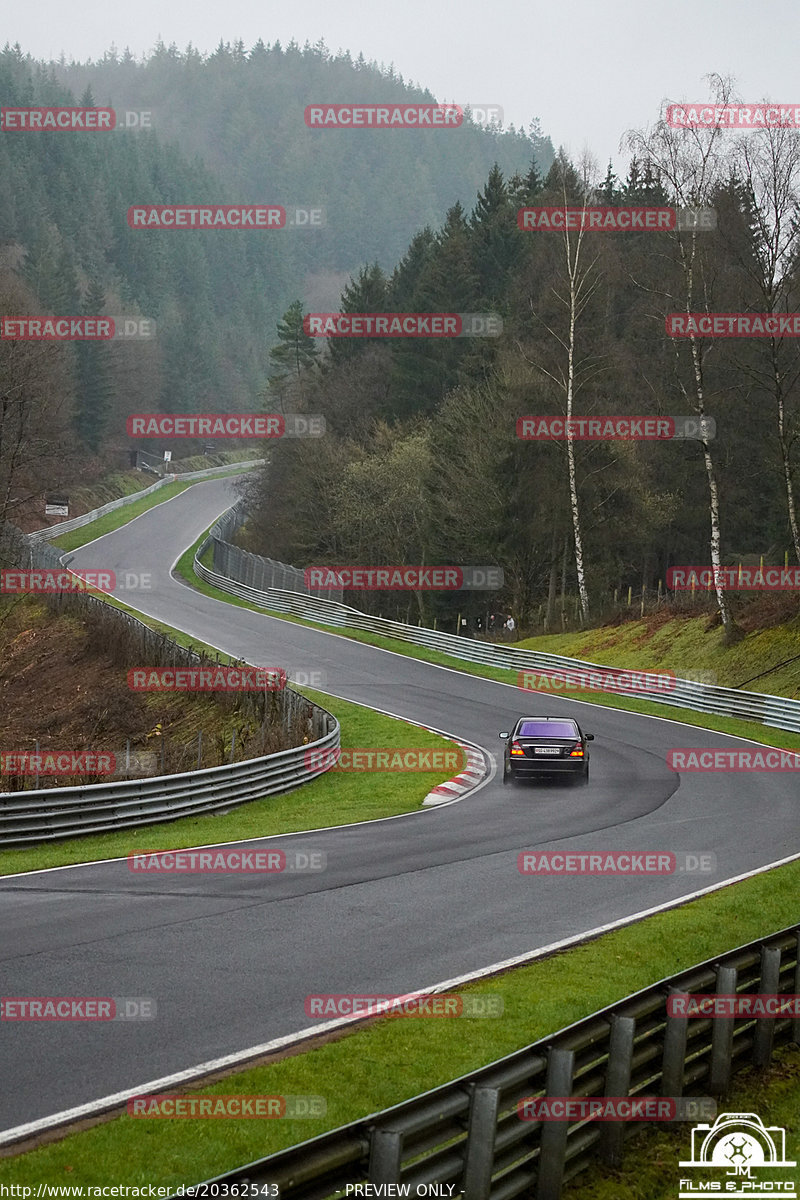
[3,846,799,1147]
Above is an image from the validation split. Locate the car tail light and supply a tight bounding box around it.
[569,745,584,757]
[510,741,525,756]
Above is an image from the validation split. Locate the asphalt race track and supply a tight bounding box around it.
[1,477,797,1134]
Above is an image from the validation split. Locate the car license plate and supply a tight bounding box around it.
[534,746,561,755]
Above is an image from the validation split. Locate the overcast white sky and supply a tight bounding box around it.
[7,0,800,172]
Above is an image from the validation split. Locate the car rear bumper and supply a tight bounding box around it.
[509,758,586,776]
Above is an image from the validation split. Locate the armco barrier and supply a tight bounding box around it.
[27,460,263,543]
[0,713,339,845]
[0,511,339,846]
[195,509,800,736]
[175,925,800,1198]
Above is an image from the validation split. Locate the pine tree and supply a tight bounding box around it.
[470,165,518,305]
[599,161,620,204]
[268,300,319,385]
[329,263,389,366]
[73,279,111,451]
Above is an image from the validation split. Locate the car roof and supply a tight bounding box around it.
[514,716,581,733]
[515,715,580,725]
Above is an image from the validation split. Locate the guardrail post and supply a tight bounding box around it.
[709,965,738,1094]
[793,933,800,1047]
[368,1127,402,1182]
[753,945,782,1068]
[462,1084,499,1197]
[599,1015,636,1166]
[662,989,689,1101]
[536,1047,574,1200]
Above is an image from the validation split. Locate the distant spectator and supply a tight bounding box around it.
[505,614,516,639]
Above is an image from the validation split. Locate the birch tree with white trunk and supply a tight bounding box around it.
[521,150,605,623]
[626,75,734,631]
[732,120,800,563]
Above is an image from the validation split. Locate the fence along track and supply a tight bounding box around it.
[179,925,800,1199]
[196,505,800,735]
[0,525,339,845]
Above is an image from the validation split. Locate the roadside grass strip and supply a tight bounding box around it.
[1,860,798,1185]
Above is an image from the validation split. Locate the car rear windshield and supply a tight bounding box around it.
[517,721,579,739]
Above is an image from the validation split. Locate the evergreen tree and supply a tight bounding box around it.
[268,300,319,389]
[73,279,111,451]
[599,161,620,204]
[329,263,389,366]
[470,165,519,305]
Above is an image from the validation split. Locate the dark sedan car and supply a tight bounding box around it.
[499,716,594,785]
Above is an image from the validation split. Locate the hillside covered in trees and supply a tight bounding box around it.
[241,84,800,634]
[3,46,798,639]
[0,39,550,478]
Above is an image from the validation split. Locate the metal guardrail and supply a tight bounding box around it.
[0,709,339,846]
[195,511,800,736]
[180,925,800,1199]
[171,460,264,479]
[1,499,339,846]
[27,460,263,542]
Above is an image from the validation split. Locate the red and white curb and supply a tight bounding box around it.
[421,737,488,806]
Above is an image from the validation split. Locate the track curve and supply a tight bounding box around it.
[1,477,797,1134]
